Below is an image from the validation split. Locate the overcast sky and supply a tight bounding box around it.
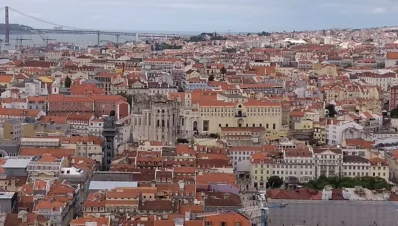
[2,0,398,33]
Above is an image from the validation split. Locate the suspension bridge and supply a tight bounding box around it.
[0,6,188,46]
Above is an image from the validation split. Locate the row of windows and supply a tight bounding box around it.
[254,170,314,180]
[200,107,281,112]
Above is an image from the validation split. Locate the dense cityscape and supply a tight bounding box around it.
[2,6,398,225]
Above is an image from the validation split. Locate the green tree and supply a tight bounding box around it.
[64,76,72,88]
[220,66,227,81]
[208,74,215,82]
[223,48,236,53]
[220,66,227,75]
[377,62,385,69]
[391,108,398,118]
[267,176,284,188]
[304,176,389,190]
[326,104,337,117]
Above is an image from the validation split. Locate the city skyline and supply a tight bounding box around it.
[2,0,398,33]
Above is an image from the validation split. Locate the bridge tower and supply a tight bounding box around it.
[97,30,100,46]
[4,6,10,44]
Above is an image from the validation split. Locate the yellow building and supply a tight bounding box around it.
[275,67,295,76]
[369,158,390,181]
[357,98,382,114]
[0,75,14,88]
[39,76,54,84]
[196,98,282,135]
[292,119,313,131]
[321,83,379,104]
[23,122,69,137]
[313,122,327,145]
[289,110,316,131]
[2,119,23,140]
[313,64,338,77]
[250,152,270,189]
[185,70,202,80]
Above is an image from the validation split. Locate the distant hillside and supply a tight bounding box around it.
[0,23,33,34]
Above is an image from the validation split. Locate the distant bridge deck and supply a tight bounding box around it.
[13,28,188,38]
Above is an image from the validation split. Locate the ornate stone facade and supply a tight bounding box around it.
[131,93,182,144]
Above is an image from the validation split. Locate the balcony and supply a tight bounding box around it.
[235,113,247,118]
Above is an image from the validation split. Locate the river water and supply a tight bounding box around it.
[1,34,136,50]
[1,30,198,50]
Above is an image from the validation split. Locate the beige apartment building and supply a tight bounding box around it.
[132,91,283,143]
[196,98,282,134]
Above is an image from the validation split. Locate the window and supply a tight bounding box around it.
[203,120,209,131]
[273,123,276,129]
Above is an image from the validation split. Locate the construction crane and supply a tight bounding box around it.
[13,36,31,50]
[37,32,56,47]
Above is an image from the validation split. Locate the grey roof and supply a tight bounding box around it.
[3,119,23,125]
[343,155,370,163]
[92,171,134,181]
[3,158,30,168]
[219,93,248,99]
[89,181,138,190]
[13,78,38,88]
[23,117,36,123]
[38,123,70,131]
[83,78,103,85]
[0,192,16,199]
[59,87,71,95]
[0,140,20,155]
[13,81,27,88]
[268,199,398,226]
